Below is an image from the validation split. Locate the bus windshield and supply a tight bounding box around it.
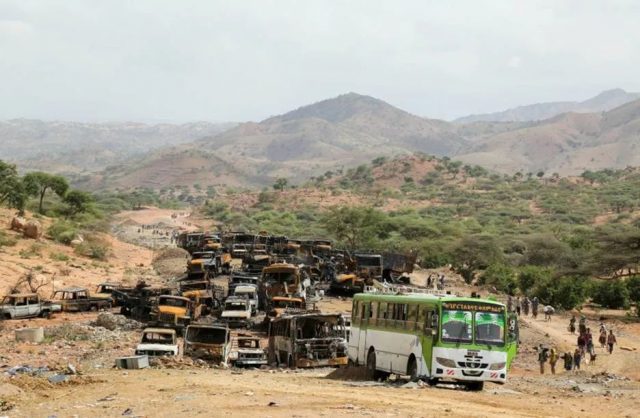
[441,310,472,343]
[475,312,505,345]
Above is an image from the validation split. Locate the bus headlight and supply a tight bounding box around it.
[489,362,506,370]
[436,357,457,368]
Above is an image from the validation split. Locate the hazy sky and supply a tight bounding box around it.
[1,1,639,122]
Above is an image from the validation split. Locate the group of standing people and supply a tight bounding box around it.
[509,295,541,319]
[426,273,446,290]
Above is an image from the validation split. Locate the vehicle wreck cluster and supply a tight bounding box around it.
[1,230,416,371]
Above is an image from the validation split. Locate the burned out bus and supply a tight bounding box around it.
[348,293,518,391]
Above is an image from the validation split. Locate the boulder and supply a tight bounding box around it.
[10,216,26,231]
[23,220,43,239]
[95,312,141,331]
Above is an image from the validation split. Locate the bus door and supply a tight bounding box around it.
[419,305,436,376]
[506,312,519,369]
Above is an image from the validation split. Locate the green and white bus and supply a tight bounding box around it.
[348,293,518,390]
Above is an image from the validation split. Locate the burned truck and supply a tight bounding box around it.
[183,324,231,365]
[268,313,348,368]
[259,263,308,310]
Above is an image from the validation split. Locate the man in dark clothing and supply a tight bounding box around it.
[607,330,617,354]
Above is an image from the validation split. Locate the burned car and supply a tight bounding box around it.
[268,313,348,368]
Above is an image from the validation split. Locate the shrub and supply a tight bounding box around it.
[49,251,70,262]
[591,280,630,309]
[74,236,111,260]
[48,220,79,245]
[0,230,18,248]
[531,276,587,310]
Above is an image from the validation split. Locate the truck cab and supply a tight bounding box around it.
[135,328,178,357]
[151,295,196,332]
[221,296,252,328]
[234,335,268,367]
[184,324,231,365]
[233,285,258,315]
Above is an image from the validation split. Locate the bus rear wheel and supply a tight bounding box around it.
[366,351,377,380]
[407,356,418,382]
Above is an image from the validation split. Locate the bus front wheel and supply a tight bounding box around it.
[466,381,484,391]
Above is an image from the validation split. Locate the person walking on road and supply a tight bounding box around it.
[573,348,582,371]
[569,315,576,334]
[579,315,587,335]
[516,297,521,316]
[537,344,549,374]
[607,330,617,354]
[522,297,530,316]
[562,352,573,372]
[599,328,607,349]
[549,348,558,374]
[531,297,539,319]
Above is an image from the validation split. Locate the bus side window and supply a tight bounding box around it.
[407,304,417,330]
[371,302,378,326]
[379,302,387,326]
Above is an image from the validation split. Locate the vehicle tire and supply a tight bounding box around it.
[427,378,439,386]
[288,354,296,369]
[366,350,377,380]
[41,311,51,319]
[466,381,484,391]
[407,356,418,382]
[90,305,97,312]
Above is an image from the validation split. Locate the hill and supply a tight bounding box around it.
[0,119,235,175]
[455,88,640,123]
[94,93,468,189]
[457,99,640,175]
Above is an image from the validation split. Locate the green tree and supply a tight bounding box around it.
[450,234,503,283]
[518,265,552,295]
[63,189,94,217]
[273,178,288,191]
[23,172,69,214]
[481,263,517,294]
[0,160,28,213]
[531,276,587,310]
[321,206,386,251]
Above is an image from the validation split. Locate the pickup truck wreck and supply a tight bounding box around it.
[53,287,112,312]
[183,324,231,365]
[0,293,61,319]
[234,334,267,367]
[268,312,348,368]
[135,328,179,358]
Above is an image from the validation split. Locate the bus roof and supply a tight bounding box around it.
[353,292,505,307]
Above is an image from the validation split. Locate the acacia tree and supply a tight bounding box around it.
[63,189,93,217]
[0,160,28,214]
[450,234,504,283]
[321,206,386,251]
[23,172,69,214]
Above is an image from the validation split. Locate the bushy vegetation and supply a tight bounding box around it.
[206,155,640,310]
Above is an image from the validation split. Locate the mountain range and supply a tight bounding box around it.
[454,88,640,123]
[0,119,235,174]
[2,89,639,190]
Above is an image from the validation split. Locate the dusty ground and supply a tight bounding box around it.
[2,207,640,417]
